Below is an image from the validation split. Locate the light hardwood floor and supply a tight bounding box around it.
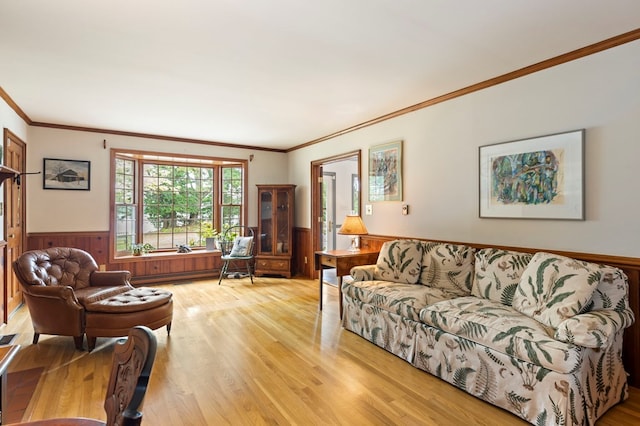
[2,277,639,425]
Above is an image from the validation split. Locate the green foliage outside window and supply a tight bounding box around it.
[113,153,244,255]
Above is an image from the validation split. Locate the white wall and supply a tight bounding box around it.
[289,40,640,257]
[25,127,289,232]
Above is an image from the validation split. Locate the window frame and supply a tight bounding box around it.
[109,149,248,259]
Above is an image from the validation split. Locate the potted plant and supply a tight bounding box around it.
[130,242,154,256]
[201,223,220,251]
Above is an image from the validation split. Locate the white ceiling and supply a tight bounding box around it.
[1,1,639,151]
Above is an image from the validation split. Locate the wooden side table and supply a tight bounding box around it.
[0,344,20,425]
[315,249,379,317]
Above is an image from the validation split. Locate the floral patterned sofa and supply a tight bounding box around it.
[342,239,635,425]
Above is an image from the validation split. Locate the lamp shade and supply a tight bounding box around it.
[338,215,368,235]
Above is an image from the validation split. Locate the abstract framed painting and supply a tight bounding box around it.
[369,140,402,202]
[43,158,91,190]
[479,129,584,220]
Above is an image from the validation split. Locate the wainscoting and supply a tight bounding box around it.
[26,229,640,387]
[26,231,223,284]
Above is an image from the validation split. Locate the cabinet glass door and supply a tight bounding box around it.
[275,189,290,254]
[260,190,273,253]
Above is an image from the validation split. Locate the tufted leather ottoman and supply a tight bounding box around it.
[83,287,173,351]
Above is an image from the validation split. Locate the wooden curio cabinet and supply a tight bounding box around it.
[255,184,296,278]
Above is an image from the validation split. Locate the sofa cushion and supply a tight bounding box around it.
[472,248,533,305]
[512,252,599,328]
[419,242,475,296]
[342,279,452,321]
[373,240,423,284]
[420,296,582,373]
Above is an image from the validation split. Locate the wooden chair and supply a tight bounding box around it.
[218,225,255,285]
[9,326,157,426]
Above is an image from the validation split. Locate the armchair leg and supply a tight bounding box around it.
[74,335,84,351]
[87,336,97,352]
[166,322,172,335]
[33,333,40,345]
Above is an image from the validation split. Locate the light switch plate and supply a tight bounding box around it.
[402,204,409,215]
[365,204,373,215]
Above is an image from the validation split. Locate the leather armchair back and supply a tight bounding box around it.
[14,247,99,290]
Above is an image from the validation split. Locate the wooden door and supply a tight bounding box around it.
[4,129,26,321]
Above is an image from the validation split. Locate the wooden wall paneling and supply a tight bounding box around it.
[23,230,640,385]
[184,255,218,273]
[27,231,109,264]
[293,227,312,279]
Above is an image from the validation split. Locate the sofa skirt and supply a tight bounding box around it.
[342,293,629,426]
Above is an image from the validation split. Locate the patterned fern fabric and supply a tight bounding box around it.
[342,279,451,321]
[412,321,628,426]
[349,265,376,281]
[419,242,475,296]
[420,296,580,373]
[374,240,423,284]
[342,243,634,425]
[471,248,533,305]
[589,265,631,311]
[342,298,418,363]
[513,252,601,328]
[554,310,634,348]
[554,265,635,348]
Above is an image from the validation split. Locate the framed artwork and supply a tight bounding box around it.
[43,158,91,190]
[369,140,402,202]
[479,129,584,220]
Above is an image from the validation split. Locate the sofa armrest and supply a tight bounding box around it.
[554,309,635,348]
[350,265,376,281]
[25,284,81,308]
[90,270,132,287]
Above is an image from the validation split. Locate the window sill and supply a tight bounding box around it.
[113,249,222,262]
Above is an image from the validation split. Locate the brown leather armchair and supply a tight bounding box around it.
[13,247,173,351]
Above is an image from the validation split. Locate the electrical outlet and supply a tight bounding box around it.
[365,204,373,215]
[402,204,409,215]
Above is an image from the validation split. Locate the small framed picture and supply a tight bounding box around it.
[369,140,403,202]
[43,158,91,190]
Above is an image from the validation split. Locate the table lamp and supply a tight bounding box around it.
[338,213,368,252]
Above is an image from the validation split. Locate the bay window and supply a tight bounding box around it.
[111,150,247,257]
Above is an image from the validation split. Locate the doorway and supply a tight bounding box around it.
[311,150,361,281]
[3,129,26,323]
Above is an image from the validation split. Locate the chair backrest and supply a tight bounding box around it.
[104,326,158,426]
[221,226,255,258]
[13,247,99,290]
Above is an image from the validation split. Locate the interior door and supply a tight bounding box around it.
[322,172,336,251]
[4,129,26,321]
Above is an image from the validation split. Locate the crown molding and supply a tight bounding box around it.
[2,28,639,153]
[287,27,640,152]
